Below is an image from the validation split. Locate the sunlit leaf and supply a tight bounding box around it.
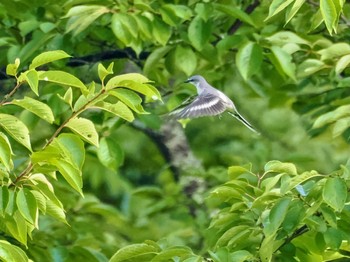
[66,117,99,147]
[29,50,71,69]
[0,114,32,151]
[0,133,13,171]
[11,96,54,123]
[0,240,29,262]
[110,243,158,262]
[109,89,148,114]
[38,70,88,94]
[94,101,134,122]
[24,69,39,95]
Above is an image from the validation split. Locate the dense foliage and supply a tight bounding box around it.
[0,0,350,261]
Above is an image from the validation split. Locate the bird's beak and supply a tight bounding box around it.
[184,79,191,83]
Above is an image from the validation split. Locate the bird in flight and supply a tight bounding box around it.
[169,75,259,134]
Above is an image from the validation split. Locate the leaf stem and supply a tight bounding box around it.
[14,87,106,184]
[0,81,22,106]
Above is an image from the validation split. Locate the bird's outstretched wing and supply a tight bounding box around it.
[168,93,227,119]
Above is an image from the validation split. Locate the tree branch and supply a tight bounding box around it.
[228,0,260,35]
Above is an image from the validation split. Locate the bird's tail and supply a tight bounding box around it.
[227,111,260,134]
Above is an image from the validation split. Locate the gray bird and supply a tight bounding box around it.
[169,75,259,134]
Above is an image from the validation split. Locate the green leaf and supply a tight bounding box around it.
[111,13,133,46]
[6,58,20,77]
[323,177,347,212]
[16,188,38,226]
[38,70,88,94]
[269,46,296,80]
[152,246,194,262]
[110,243,158,262]
[324,228,342,249]
[57,87,73,108]
[109,89,148,114]
[320,205,337,228]
[106,74,161,101]
[66,117,99,147]
[285,0,306,25]
[94,101,134,122]
[6,211,28,246]
[216,225,251,247]
[264,160,297,175]
[11,96,54,123]
[0,114,32,151]
[313,105,350,128]
[0,133,13,171]
[214,3,256,27]
[105,73,149,89]
[264,197,291,235]
[0,240,29,262]
[152,17,171,46]
[265,0,294,20]
[65,6,108,36]
[57,133,85,169]
[318,43,350,60]
[45,199,66,223]
[0,186,9,216]
[320,0,337,34]
[281,170,322,193]
[29,50,71,69]
[266,31,309,46]
[97,137,124,170]
[52,158,83,196]
[332,117,350,137]
[236,42,263,80]
[144,46,172,75]
[30,173,63,209]
[24,69,39,95]
[188,16,212,51]
[175,45,197,76]
[335,54,350,74]
[297,59,326,77]
[98,62,114,83]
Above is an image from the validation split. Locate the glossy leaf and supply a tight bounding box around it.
[38,70,88,94]
[29,50,71,69]
[265,0,294,20]
[6,58,20,76]
[313,105,350,128]
[285,0,306,25]
[105,73,149,89]
[11,96,54,123]
[66,117,99,147]
[0,114,32,151]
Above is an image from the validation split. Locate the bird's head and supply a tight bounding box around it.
[184,75,206,85]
